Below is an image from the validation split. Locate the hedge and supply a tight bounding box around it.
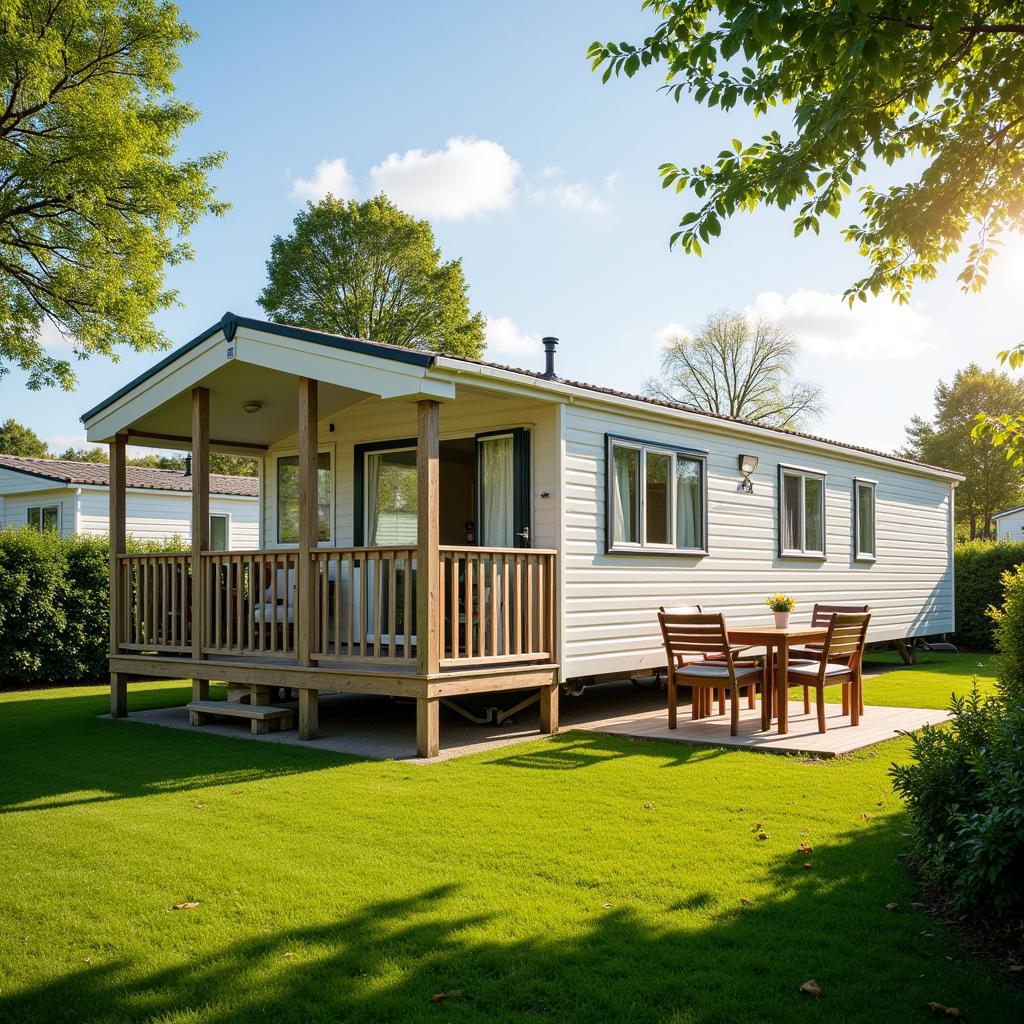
[0,529,183,688]
[954,540,1024,651]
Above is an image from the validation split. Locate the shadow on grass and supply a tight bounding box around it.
[1,819,1018,1024]
[0,682,354,815]
[490,731,726,771]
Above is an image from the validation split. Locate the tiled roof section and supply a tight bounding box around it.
[0,454,259,497]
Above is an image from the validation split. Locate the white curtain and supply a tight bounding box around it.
[365,453,381,545]
[613,448,635,543]
[676,460,701,548]
[481,436,514,546]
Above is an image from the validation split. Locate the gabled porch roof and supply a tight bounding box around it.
[80,313,457,451]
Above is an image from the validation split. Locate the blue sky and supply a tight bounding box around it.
[3,0,1022,455]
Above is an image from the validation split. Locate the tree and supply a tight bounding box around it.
[57,446,107,463]
[127,451,257,476]
[0,418,48,456]
[589,2,1024,302]
[646,310,824,429]
[902,365,1024,539]
[258,195,486,357]
[0,1,226,390]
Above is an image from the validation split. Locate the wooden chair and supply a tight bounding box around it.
[659,606,760,716]
[786,613,871,732]
[658,612,766,736]
[789,603,869,715]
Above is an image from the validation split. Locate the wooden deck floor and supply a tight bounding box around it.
[573,700,951,757]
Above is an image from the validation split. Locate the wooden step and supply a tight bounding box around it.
[187,700,295,735]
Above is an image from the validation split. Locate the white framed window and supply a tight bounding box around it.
[276,448,333,544]
[606,435,707,555]
[27,505,59,533]
[778,465,826,557]
[854,478,877,561]
[209,513,230,551]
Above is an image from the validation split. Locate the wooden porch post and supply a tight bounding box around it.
[416,400,440,677]
[539,682,559,735]
[297,377,318,668]
[416,696,439,759]
[191,389,210,696]
[109,432,128,716]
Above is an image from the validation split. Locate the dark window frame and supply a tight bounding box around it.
[853,477,877,562]
[777,463,827,558]
[604,433,709,557]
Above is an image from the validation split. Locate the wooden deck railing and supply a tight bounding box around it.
[311,547,418,662]
[118,552,192,653]
[116,544,557,670]
[199,549,299,658]
[439,546,556,668]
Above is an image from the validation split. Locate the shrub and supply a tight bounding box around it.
[953,539,1024,650]
[0,530,186,688]
[892,564,1024,947]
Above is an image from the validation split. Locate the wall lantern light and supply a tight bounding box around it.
[738,454,758,493]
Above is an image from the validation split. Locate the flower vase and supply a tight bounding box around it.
[773,610,791,629]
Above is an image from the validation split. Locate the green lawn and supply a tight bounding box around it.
[0,661,1019,1024]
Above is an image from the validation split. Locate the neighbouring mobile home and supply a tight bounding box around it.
[0,454,259,548]
[82,313,961,756]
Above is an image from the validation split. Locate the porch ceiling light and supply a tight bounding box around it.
[242,400,263,414]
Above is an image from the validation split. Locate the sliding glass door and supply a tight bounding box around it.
[476,428,530,548]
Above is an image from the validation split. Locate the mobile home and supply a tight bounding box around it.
[82,313,960,756]
[0,454,259,547]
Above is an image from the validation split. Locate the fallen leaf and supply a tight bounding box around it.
[84,957,92,965]
[859,813,872,820]
[800,980,822,998]
[601,902,612,909]
[231,790,242,795]
[431,991,465,1003]
[643,801,654,810]
[886,903,899,911]
[756,831,769,841]
[739,897,750,906]
[799,842,813,854]
[803,862,813,870]
[927,1002,961,1018]
[194,803,205,810]
[284,952,294,961]
[170,901,200,911]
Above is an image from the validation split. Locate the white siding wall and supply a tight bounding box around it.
[77,487,259,548]
[0,477,75,536]
[261,390,559,549]
[562,403,955,679]
[995,510,1024,542]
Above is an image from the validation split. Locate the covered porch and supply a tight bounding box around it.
[87,314,558,758]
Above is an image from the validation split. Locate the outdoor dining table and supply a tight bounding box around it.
[726,625,830,734]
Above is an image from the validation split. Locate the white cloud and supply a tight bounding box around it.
[484,315,542,357]
[39,319,75,351]
[369,137,520,219]
[748,289,933,359]
[528,181,609,215]
[290,158,358,202]
[653,322,691,350]
[604,170,622,191]
[48,432,88,449]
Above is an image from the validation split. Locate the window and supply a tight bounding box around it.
[854,479,876,560]
[27,505,59,533]
[778,466,826,556]
[276,451,332,543]
[209,514,229,551]
[606,436,707,554]
[365,447,418,545]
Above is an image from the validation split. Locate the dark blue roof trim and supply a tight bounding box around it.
[80,312,435,424]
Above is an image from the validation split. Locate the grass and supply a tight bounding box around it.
[0,661,1019,1024]
[789,650,999,707]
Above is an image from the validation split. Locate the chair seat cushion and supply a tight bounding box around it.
[253,603,295,625]
[676,663,762,680]
[788,661,851,679]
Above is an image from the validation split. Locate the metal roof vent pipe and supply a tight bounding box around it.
[184,454,192,477]
[542,336,559,379]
